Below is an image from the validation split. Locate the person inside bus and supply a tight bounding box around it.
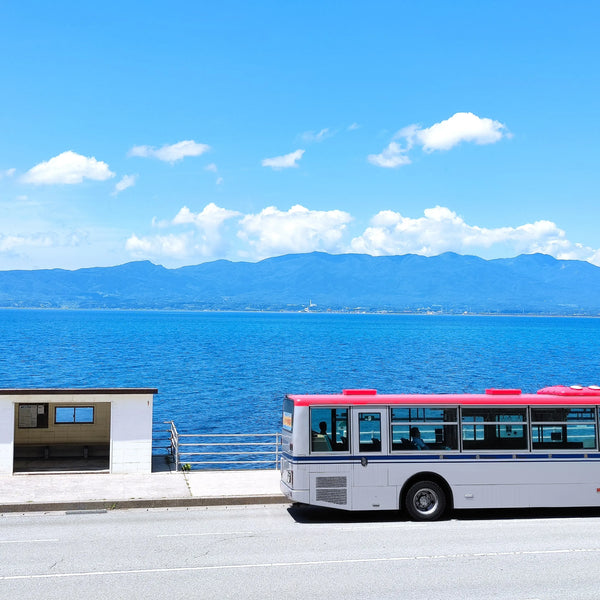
[410,427,429,450]
[311,421,333,451]
[319,421,332,444]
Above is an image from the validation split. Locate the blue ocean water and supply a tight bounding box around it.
[1,309,599,435]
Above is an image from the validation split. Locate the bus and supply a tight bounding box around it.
[279,386,600,520]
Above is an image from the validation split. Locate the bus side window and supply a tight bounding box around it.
[310,408,349,452]
[531,407,596,450]
[390,407,458,451]
[461,408,527,450]
[359,412,381,452]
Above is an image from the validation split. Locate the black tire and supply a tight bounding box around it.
[404,480,446,521]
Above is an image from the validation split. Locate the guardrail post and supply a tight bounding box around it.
[168,421,179,472]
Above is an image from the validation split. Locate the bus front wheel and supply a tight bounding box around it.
[404,480,446,521]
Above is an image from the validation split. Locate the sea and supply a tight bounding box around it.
[1,309,599,436]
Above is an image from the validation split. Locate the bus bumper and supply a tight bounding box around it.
[280,479,309,504]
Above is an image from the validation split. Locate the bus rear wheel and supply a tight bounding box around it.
[404,480,446,521]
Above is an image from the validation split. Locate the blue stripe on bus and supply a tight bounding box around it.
[476,454,515,460]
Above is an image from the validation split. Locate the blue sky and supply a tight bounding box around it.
[1,1,599,270]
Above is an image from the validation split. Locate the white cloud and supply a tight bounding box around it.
[238,204,352,258]
[0,230,87,263]
[125,232,194,259]
[127,203,241,261]
[0,233,54,252]
[261,149,305,169]
[367,142,411,168]
[369,112,508,168]
[350,206,600,264]
[585,248,600,266]
[407,112,508,152]
[21,151,115,185]
[301,128,331,143]
[172,203,241,228]
[202,163,223,184]
[124,201,600,269]
[113,174,137,195]
[0,168,16,179]
[151,216,171,229]
[128,140,210,163]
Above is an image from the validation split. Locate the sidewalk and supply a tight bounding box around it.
[0,459,288,513]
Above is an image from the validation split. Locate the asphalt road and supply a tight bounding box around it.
[2,505,600,599]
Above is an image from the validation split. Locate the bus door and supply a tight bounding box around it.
[351,408,394,510]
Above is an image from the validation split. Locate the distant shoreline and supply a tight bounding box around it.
[0,306,598,318]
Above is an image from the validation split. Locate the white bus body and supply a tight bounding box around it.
[279,387,600,520]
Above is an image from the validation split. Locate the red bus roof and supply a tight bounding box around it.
[288,386,600,407]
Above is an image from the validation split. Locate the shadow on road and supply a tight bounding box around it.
[454,506,600,521]
[288,503,600,524]
[288,504,409,524]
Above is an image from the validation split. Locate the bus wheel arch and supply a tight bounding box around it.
[400,472,453,521]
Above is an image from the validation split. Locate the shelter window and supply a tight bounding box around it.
[55,406,95,424]
[17,404,49,429]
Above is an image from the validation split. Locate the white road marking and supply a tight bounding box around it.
[0,539,58,544]
[337,523,427,531]
[156,531,252,538]
[1,547,600,581]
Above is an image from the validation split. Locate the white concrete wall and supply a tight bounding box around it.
[110,394,154,473]
[0,400,14,475]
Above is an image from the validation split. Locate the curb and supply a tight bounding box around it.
[0,494,291,513]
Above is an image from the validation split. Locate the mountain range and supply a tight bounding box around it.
[1,252,599,315]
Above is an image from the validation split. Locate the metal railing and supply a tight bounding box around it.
[153,422,175,457]
[165,421,281,471]
[168,421,180,471]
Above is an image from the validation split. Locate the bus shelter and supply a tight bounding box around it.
[0,388,157,475]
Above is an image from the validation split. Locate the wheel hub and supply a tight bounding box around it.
[415,489,437,513]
